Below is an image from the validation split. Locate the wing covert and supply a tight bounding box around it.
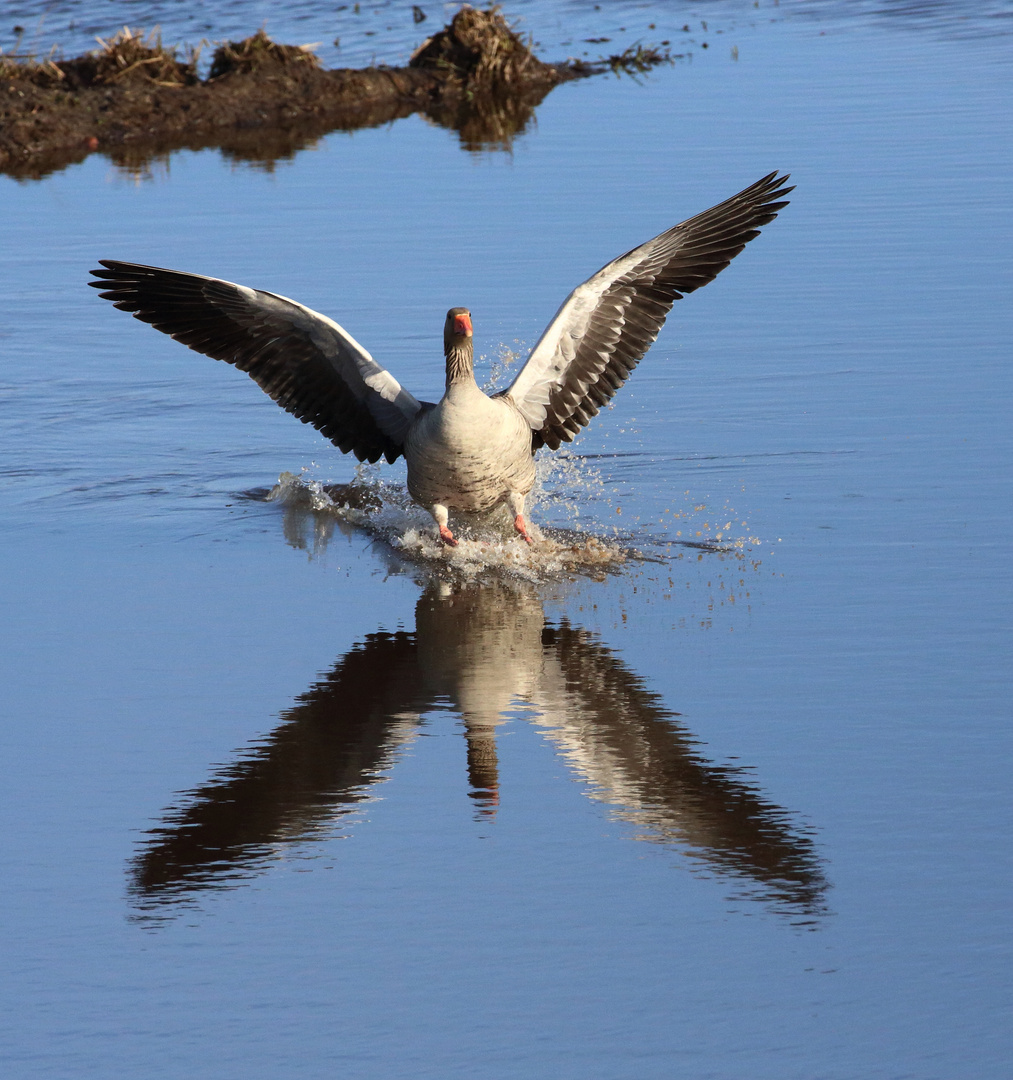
[89,261,427,464]
[502,172,793,450]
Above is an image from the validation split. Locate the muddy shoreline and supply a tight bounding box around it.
[0,7,669,178]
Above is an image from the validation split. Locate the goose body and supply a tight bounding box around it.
[405,359,537,542]
[90,172,792,545]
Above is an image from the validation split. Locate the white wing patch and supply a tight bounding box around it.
[505,274,618,428]
[257,290,423,429]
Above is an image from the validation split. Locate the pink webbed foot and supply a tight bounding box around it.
[514,514,534,545]
[439,524,458,547]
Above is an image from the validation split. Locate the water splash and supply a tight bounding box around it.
[479,342,526,394]
[260,467,634,582]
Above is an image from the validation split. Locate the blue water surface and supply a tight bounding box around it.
[1,3,1011,1078]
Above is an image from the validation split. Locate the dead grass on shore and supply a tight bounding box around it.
[208,29,321,80]
[77,27,198,86]
[0,27,199,88]
[410,5,555,95]
[0,24,325,90]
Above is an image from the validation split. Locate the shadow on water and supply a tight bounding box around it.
[101,78,555,178]
[4,74,556,182]
[129,574,829,928]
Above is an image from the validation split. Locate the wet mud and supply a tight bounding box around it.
[0,6,670,178]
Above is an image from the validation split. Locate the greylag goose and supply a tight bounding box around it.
[90,172,792,545]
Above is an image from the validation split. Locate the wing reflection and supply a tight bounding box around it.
[131,630,426,901]
[533,624,827,915]
[131,581,827,920]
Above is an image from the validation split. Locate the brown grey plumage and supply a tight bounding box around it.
[89,172,792,544]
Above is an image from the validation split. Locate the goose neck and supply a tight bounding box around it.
[445,341,476,390]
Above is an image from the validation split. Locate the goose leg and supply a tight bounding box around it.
[431,503,458,546]
[508,491,534,545]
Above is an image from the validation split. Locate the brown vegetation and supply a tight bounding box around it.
[0,7,670,178]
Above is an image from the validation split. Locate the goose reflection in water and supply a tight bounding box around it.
[130,580,828,922]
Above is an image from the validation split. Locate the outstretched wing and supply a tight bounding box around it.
[501,172,793,450]
[89,261,429,464]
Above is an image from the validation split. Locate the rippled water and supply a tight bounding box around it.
[6,0,1013,72]
[2,2,1012,1078]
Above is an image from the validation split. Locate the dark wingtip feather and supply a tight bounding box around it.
[87,260,406,465]
[525,171,795,448]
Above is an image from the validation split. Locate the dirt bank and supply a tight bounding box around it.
[0,6,669,179]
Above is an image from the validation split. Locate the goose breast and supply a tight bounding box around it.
[405,389,535,514]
